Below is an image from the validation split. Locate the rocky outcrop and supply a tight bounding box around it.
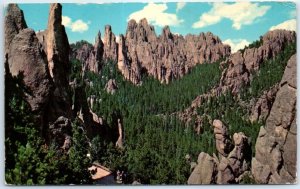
[250,84,279,123]
[188,152,218,184]
[252,54,297,184]
[115,119,124,149]
[70,32,104,74]
[49,116,72,151]
[189,119,252,184]
[7,29,52,113]
[4,4,52,132]
[105,79,118,94]
[212,120,233,157]
[217,132,252,184]
[103,25,118,61]
[4,4,27,55]
[219,30,296,95]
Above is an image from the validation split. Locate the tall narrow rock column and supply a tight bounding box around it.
[45,3,72,121]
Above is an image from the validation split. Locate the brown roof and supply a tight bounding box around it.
[88,163,112,180]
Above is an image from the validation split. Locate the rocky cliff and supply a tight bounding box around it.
[5,4,52,136]
[180,29,296,127]
[5,4,72,150]
[219,30,296,95]
[252,54,297,184]
[72,18,230,84]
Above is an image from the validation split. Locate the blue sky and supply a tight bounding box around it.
[18,2,296,52]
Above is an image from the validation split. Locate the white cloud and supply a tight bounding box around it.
[223,39,250,53]
[270,19,296,31]
[128,3,184,27]
[62,15,89,33]
[192,2,270,30]
[176,2,186,12]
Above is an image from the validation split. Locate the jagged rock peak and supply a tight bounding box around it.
[161,26,173,40]
[95,30,102,46]
[45,3,72,121]
[5,4,28,54]
[48,3,63,27]
[103,25,118,61]
[46,3,70,79]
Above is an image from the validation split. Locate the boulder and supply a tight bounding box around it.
[188,152,218,184]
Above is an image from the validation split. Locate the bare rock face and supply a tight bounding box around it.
[212,120,233,157]
[188,152,218,184]
[105,79,118,94]
[250,84,279,123]
[119,19,230,84]
[7,29,52,113]
[103,25,118,61]
[252,54,297,184]
[45,3,72,121]
[4,4,28,55]
[219,30,296,95]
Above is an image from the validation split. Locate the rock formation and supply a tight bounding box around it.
[4,4,28,55]
[5,4,53,136]
[188,152,218,184]
[252,54,297,184]
[212,120,233,157]
[44,3,72,122]
[189,120,252,184]
[5,3,74,147]
[70,32,104,74]
[115,119,124,149]
[105,79,118,94]
[49,116,72,151]
[72,18,230,84]
[118,19,230,84]
[219,30,296,95]
[103,25,118,61]
[7,29,52,113]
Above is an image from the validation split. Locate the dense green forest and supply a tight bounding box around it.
[80,58,222,184]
